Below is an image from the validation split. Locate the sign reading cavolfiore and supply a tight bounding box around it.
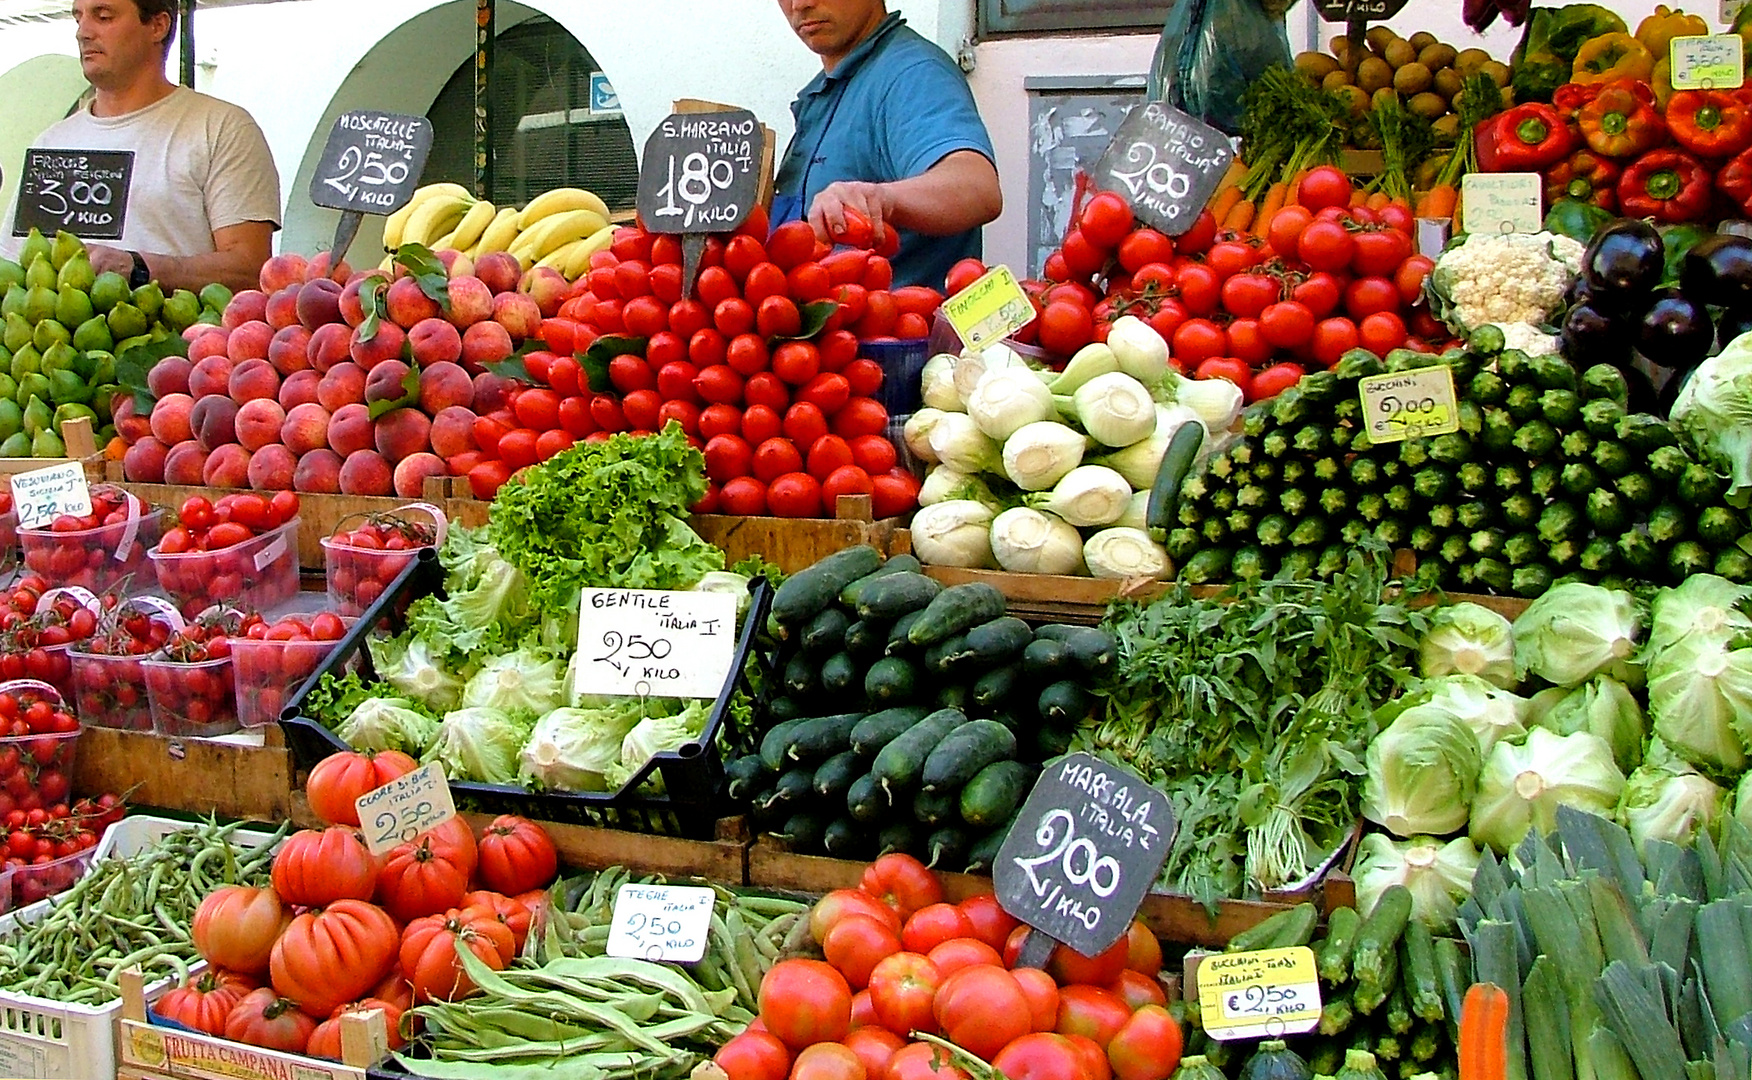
[13,148,133,239]
[356,762,457,855]
[637,110,761,235]
[572,588,739,700]
[309,110,434,215]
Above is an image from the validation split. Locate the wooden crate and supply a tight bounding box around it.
[118,970,387,1080]
[75,724,297,823]
[691,496,899,573]
[0,415,103,478]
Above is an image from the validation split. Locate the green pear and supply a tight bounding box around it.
[0,376,21,408]
[54,286,92,329]
[0,259,23,293]
[130,282,162,323]
[53,403,95,429]
[0,400,22,441]
[10,345,39,380]
[162,289,200,331]
[2,313,30,353]
[72,316,113,354]
[55,254,93,294]
[105,302,147,341]
[49,230,83,272]
[47,371,89,406]
[23,255,55,292]
[40,342,77,377]
[0,285,25,322]
[198,282,233,314]
[96,423,115,445]
[16,373,49,408]
[88,271,128,315]
[17,230,50,270]
[90,385,114,417]
[32,428,64,458]
[88,351,115,385]
[22,286,57,326]
[22,395,50,438]
[31,318,68,353]
[0,431,31,458]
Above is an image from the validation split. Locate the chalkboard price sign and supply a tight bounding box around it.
[1315,0,1409,20]
[1091,103,1233,238]
[638,110,761,235]
[994,753,1176,956]
[12,149,134,240]
[308,111,434,215]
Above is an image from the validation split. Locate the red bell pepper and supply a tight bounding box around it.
[1666,89,1752,159]
[1551,82,1600,127]
[1492,103,1575,171]
[1716,144,1752,217]
[1618,148,1714,223]
[1544,149,1621,211]
[1578,79,1665,159]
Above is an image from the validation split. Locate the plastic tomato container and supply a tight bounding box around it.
[230,625,353,729]
[0,511,16,553]
[68,651,153,732]
[148,518,300,619]
[19,508,163,594]
[321,503,447,618]
[7,847,96,911]
[143,656,237,738]
[0,727,80,820]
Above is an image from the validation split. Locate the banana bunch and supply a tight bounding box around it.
[381,183,616,278]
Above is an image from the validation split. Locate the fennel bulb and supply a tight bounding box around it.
[903,409,947,464]
[910,500,997,568]
[1024,465,1132,527]
[1106,315,1170,386]
[990,506,1084,575]
[1094,405,1203,490]
[1083,527,1170,580]
[1002,420,1087,491]
[1114,490,1150,530]
[967,365,1056,441]
[929,412,1005,475]
[1062,372,1157,447]
[920,354,964,412]
[1047,343,1121,396]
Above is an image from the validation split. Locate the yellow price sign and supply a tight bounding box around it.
[941,266,1035,351]
[1359,365,1459,443]
[1196,946,1323,1041]
[1671,34,1744,90]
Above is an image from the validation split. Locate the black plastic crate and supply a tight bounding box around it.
[281,548,772,838]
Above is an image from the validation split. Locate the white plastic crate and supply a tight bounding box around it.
[0,814,278,1079]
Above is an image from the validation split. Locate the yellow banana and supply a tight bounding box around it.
[446,199,498,252]
[510,208,609,262]
[413,182,473,204]
[516,187,611,230]
[537,238,585,272]
[429,227,460,252]
[473,208,522,255]
[564,225,618,278]
[401,195,470,250]
[383,202,415,251]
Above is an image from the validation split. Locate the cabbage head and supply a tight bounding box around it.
[335,696,439,756]
[369,635,465,712]
[460,648,568,716]
[1512,582,1641,688]
[1470,727,1625,853]
[1353,834,1480,933]
[1671,339,1752,507]
[425,706,534,785]
[1419,603,1516,688]
[607,700,709,792]
[519,702,645,792]
[1528,675,1645,773]
[1617,741,1724,853]
[1362,704,1484,838]
[1648,637,1752,776]
[1646,573,1752,663]
[1402,674,1527,754]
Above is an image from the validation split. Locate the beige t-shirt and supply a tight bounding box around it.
[3,86,281,258]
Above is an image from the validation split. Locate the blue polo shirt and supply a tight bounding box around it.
[774,13,995,292]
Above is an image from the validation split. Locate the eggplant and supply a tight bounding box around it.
[1681,233,1752,310]
[1719,307,1752,350]
[1657,363,1699,419]
[1561,303,1632,367]
[1637,288,1715,370]
[1584,219,1664,302]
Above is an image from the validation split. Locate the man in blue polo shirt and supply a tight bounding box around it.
[773,0,1002,291]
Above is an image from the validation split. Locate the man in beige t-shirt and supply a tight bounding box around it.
[2,0,280,293]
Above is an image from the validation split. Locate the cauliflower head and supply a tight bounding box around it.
[1428,232,1583,334]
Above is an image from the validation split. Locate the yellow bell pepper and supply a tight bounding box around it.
[1572,33,1656,84]
[1637,6,1708,63]
[1650,56,1675,110]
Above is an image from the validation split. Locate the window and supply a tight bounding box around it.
[979,0,1173,36]
[423,15,637,211]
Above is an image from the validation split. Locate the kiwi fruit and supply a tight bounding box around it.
[1433,67,1464,99]
[1418,44,1458,72]
[1394,62,1434,95]
[1480,60,1511,87]
[1357,56,1394,94]
[1410,92,1449,120]
[1431,114,1461,145]
[1332,85,1371,117]
[1365,26,1398,55]
[1384,38,1419,69]
[1297,51,1341,80]
[1323,69,1357,92]
[1371,87,1402,110]
[1409,31,1438,52]
[1454,48,1491,76]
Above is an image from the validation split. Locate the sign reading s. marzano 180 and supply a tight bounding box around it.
[637,110,761,235]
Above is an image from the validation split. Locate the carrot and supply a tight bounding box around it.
[1417,183,1459,222]
[1367,191,1392,211]
[1282,170,1310,207]
[1458,983,1509,1080]
[1222,198,1256,232]
[1253,182,1289,232]
[1209,185,1244,225]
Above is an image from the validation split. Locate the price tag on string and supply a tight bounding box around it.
[607,883,716,962]
[355,762,457,855]
[1671,34,1745,90]
[573,588,739,701]
[941,266,1034,350]
[1460,172,1541,236]
[1359,365,1460,443]
[10,462,91,530]
[637,110,761,234]
[307,110,433,215]
[13,148,133,240]
[1091,102,1233,238]
[1195,947,1323,1041]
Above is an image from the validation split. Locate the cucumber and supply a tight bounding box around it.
[782,652,819,699]
[773,545,883,626]
[839,553,923,609]
[925,826,971,870]
[907,582,1008,647]
[1032,625,1118,677]
[757,767,814,813]
[813,750,865,802]
[846,772,889,824]
[855,572,943,621]
[801,608,853,657]
[822,817,865,859]
[963,617,1033,666]
[1038,680,1098,725]
[876,821,918,857]
[922,719,1018,793]
[937,683,970,711]
[724,753,771,803]
[1147,418,1209,541]
[872,708,967,795]
[965,815,1017,873]
[924,634,976,677]
[785,713,864,764]
[884,611,928,655]
[865,655,920,705]
[759,717,811,772]
[819,652,860,696]
[971,664,1022,710]
[776,812,827,852]
[1022,638,1073,681]
[913,786,960,827]
[765,695,806,723]
[849,706,932,756]
[960,759,1033,828]
[842,619,888,660]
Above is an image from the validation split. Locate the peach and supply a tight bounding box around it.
[235,398,286,452]
[444,275,494,330]
[221,290,269,330]
[149,393,195,445]
[304,250,351,284]
[474,251,521,295]
[306,322,352,373]
[268,325,313,376]
[374,407,431,462]
[123,436,169,483]
[418,362,474,414]
[264,285,301,331]
[434,249,474,279]
[492,292,542,342]
[460,320,513,372]
[182,323,213,343]
[191,395,239,450]
[246,443,297,490]
[349,320,406,371]
[339,449,393,496]
[226,320,274,364]
[202,443,252,488]
[386,276,442,329]
[296,277,344,331]
[259,252,309,294]
[429,405,478,458]
[471,371,513,414]
[394,452,448,498]
[338,274,385,328]
[228,357,280,404]
[365,359,413,407]
[293,448,343,493]
[188,330,230,366]
[163,439,207,485]
[281,402,332,455]
[188,354,234,399]
[408,318,462,367]
[146,356,193,399]
[327,402,374,457]
[278,369,322,411]
[317,362,367,412]
[113,394,153,443]
[519,267,568,318]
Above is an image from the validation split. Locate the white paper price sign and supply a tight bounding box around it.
[1461,172,1542,236]
[607,883,716,962]
[941,266,1035,351]
[573,588,739,700]
[1196,947,1323,1041]
[1360,364,1460,443]
[10,462,91,530]
[355,762,458,855]
[1672,34,1745,90]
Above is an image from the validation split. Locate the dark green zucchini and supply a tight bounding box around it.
[963,617,1033,665]
[819,652,860,696]
[776,812,827,852]
[821,817,866,859]
[913,787,960,827]
[876,822,919,857]
[849,705,932,756]
[925,826,971,870]
[782,652,819,699]
[855,572,943,621]
[960,760,1034,828]
[907,582,1007,647]
[924,634,975,677]
[785,712,864,762]
[937,683,970,711]
[865,655,920,705]
[1039,680,1098,725]
[724,753,771,803]
[1032,625,1118,677]
[801,608,853,657]
[845,772,889,823]
[971,664,1023,711]
[758,717,811,772]
[965,817,1017,873]
[757,767,814,813]
[839,553,923,609]
[813,750,865,801]
[766,695,806,723]
[773,545,883,626]
[1022,638,1073,681]
[884,611,928,655]
[872,708,968,795]
[922,719,1019,792]
[842,619,888,660]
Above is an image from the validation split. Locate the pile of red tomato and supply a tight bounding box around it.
[716,853,1181,1080]
[1013,167,1451,402]
[157,749,559,1060]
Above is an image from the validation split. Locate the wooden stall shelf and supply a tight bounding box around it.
[691,495,898,574]
[0,415,103,479]
[75,724,296,824]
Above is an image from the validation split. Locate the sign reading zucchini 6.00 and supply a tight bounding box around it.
[994,753,1175,956]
